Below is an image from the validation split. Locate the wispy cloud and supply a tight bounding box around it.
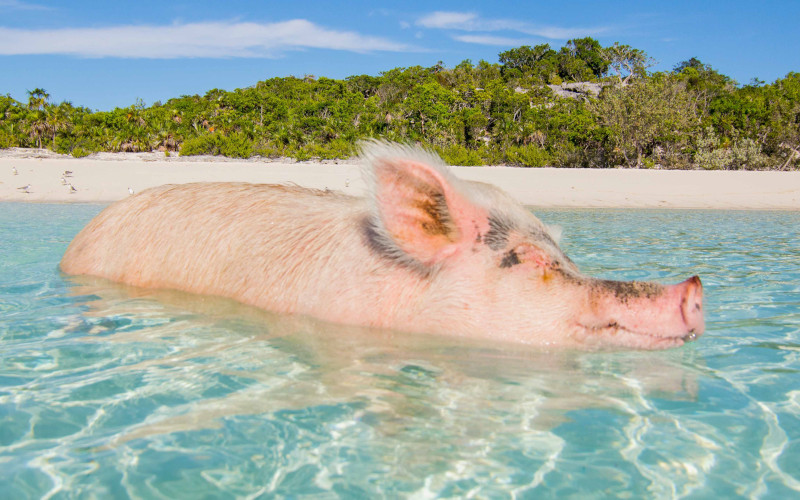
[0,20,413,58]
[417,11,478,29]
[416,11,608,42]
[453,34,532,47]
[0,0,50,10]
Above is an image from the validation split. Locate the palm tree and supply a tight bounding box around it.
[27,88,49,111]
[26,89,50,148]
[27,116,48,148]
[46,102,72,149]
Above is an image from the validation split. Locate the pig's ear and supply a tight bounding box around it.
[364,146,484,267]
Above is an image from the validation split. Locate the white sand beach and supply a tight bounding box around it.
[1,149,799,209]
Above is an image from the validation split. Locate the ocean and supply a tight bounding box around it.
[1,203,798,498]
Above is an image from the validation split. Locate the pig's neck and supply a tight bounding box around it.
[242,207,447,333]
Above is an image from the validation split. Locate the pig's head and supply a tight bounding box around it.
[360,141,704,350]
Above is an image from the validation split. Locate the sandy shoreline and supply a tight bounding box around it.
[1,149,799,209]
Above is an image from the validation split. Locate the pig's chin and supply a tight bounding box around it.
[576,321,699,350]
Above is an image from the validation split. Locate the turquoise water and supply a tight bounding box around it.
[1,203,798,499]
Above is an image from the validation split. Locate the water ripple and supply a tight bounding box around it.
[1,205,799,497]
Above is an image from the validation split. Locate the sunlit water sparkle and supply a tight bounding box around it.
[0,203,798,498]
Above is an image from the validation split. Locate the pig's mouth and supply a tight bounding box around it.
[578,321,701,350]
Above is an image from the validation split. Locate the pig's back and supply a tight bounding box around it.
[60,182,364,307]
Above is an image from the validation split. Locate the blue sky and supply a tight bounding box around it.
[1,0,798,111]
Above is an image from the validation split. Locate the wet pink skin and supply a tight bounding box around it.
[60,142,704,350]
[576,276,704,349]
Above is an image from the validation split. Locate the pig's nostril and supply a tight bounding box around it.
[680,276,704,335]
[691,279,703,311]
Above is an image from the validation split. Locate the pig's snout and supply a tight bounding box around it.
[581,274,706,348]
[679,276,704,341]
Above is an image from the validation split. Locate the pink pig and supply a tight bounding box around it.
[61,141,704,349]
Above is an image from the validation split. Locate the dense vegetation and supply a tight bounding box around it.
[1,38,799,169]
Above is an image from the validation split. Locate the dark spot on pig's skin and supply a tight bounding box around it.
[595,279,664,302]
[499,249,521,268]
[485,215,513,250]
[485,213,561,254]
[551,266,587,287]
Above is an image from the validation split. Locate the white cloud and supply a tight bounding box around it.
[0,0,49,9]
[453,35,531,47]
[0,20,412,58]
[416,11,478,29]
[416,10,608,42]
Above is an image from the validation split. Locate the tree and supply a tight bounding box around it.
[46,102,72,148]
[772,73,800,168]
[596,74,699,167]
[27,88,50,111]
[25,88,51,148]
[673,58,733,90]
[564,37,608,78]
[673,57,706,74]
[345,74,381,98]
[2,46,794,169]
[499,44,555,73]
[604,43,652,85]
[550,37,609,82]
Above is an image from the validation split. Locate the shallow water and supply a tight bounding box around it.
[1,203,798,499]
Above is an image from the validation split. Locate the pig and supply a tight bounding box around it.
[60,141,704,349]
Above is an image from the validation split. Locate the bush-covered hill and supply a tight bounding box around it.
[2,39,798,169]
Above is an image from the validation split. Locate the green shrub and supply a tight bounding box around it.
[71,146,91,158]
[434,143,484,166]
[503,145,551,167]
[54,135,99,156]
[253,142,284,158]
[180,133,254,158]
[303,139,355,160]
[694,127,769,170]
[0,130,16,148]
[180,134,218,156]
[218,133,254,159]
[292,148,312,161]
[325,139,357,159]
[477,145,504,165]
[549,141,587,168]
[641,157,657,169]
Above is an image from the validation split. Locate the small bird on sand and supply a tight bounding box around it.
[67,183,77,193]
[12,166,18,175]
[63,170,73,177]
[18,184,31,193]
[61,176,68,185]
[128,187,135,196]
